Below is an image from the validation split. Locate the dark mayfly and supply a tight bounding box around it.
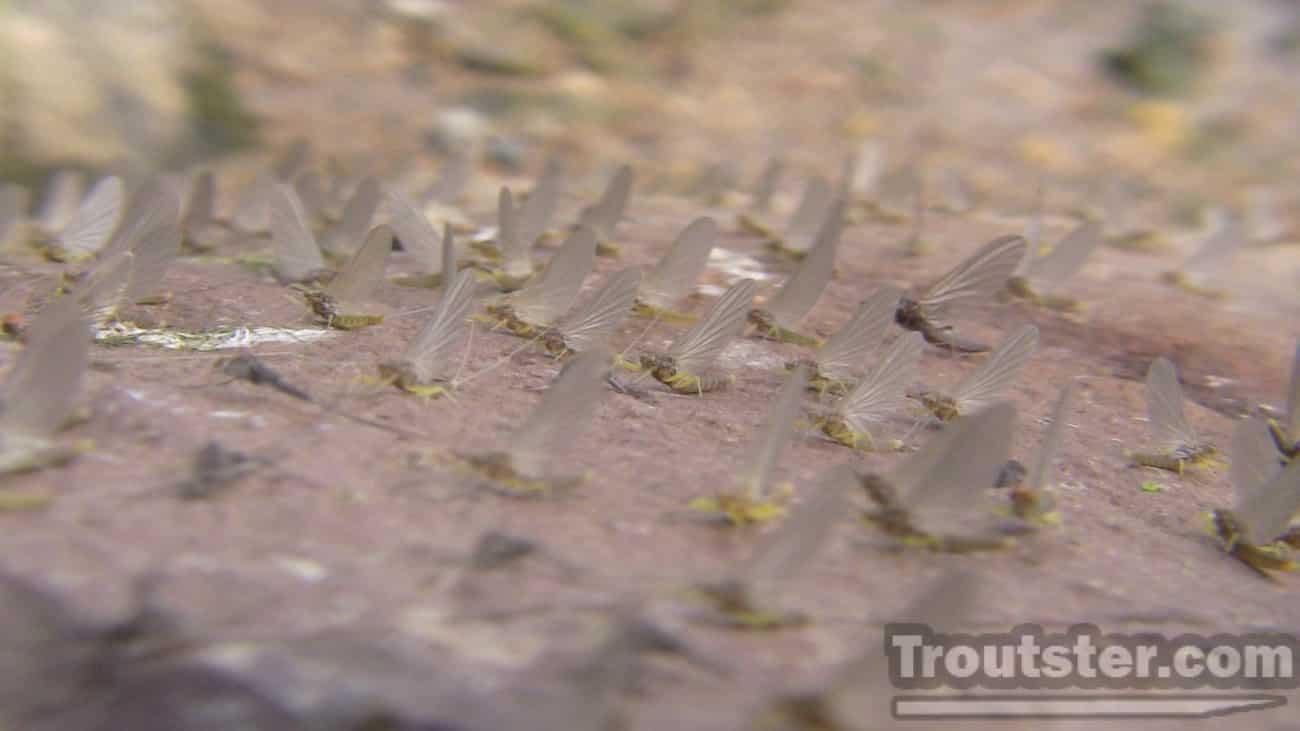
[634,216,718,324]
[739,175,832,257]
[302,224,392,329]
[383,191,457,287]
[639,278,757,394]
[268,183,331,284]
[913,324,1039,422]
[1003,379,1076,524]
[817,331,923,451]
[692,463,851,630]
[1267,339,1300,462]
[0,297,92,474]
[1207,418,1300,577]
[748,197,843,347]
[858,401,1018,552]
[575,164,632,256]
[217,351,312,402]
[895,234,1028,352]
[484,225,596,338]
[540,268,640,358]
[1004,220,1102,311]
[1161,207,1243,300]
[689,365,810,525]
[1126,357,1217,474]
[40,175,125,263]
[462,350,608,496]
[786,287,899,396]
[377,263,477,397]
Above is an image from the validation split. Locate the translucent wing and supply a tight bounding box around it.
[555,268,640,354]
[0,297,89,437]
[834,331,923,433]
[404,267,477,383]
[1145,357,1197,448]
[782,176,832,253]
[38,170,85,233]
[816,288,899,381]
[1027,220,1101,285]
[847,139,884,198]
[185,170,217,225]
[384,191,443,275]
[1286,339,1300,438]
[516,159,565,248]
[738,365,808,500]
[750,158,784,212]
[918,235,1027,320]
[1232,419,1300,544]
[951,325,1039,412]
[669,278,757,374]
[763,197,843,329]
[269,184,327,282]
[1025,379,1076,493]
[231,173,275,234]
[1181,208,1243,279]
[118,183,182,301]
[293,170,328,222]
[77,250,133,323]
[496,187,531,277]
[508,226,597,326]
[579,164,633,241]
[509,350,608,475]
[325,225,391,305]
[898,402,1016,531]
[323,177,381,255]
[741,463,851,587]
[57,176,124,257]
[639,217,717,309]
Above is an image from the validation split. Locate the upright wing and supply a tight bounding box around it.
[404,267,477,383]
[740,463,851,587]
[1145,357,1198,448]
[324,225,391,305]
[57,176,124,258]
[323,176,381,255]
[555,268,640,354]
[269,184,326,282]
[640,217,717,309]
[1027,220,1102,285]
[816,288,899,381]
[1232,419,1300,544]
[763,197,843,329]
[1024,380,1076,493]
[917,235,1027,321]
[834,332,923,434]
[0,297,89,438]
[384,190,443,275]
[781,176,832,253]
[951,324,1039,412]
[516,159,565,248]
[509,350,609,476]
[508,226,597,326]
[737,366,808,500]
[669,279,757,374]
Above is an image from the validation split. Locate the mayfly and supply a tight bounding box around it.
[515,158,565,251]
[268,183,331,284]
[1001,379,1075,524]
[180,169,230,252]
[748,197,843,347]
[292,169,329,224]
[320,176,381,257]
[1161,207,1243,300]
[639,278,757,394]
[40,175,125,262]
[384,191,457,287]
[302,224,392,329]
[1206,418,1300,577]
[1126,357,1217,474]
[894,234,1028,352]
[576,164,632,256]
[816,331,923,451]
[786,288,899,396]
[377,265,477,397]
[740,175,832,257]
[689,365,810,525]
[0,297,92,474]
[913,324,1039,423]
[34,169,85,235]
[462,350,608,496]
[634,217,718,324]
[540,268,640,358]
[691,463,851,629]
[1004,220,1102,311]
[858,401,1018,552]
[218,351,312,402]
[487,186,535,291]
[483,225,596,338]
[1267,339,1300,462]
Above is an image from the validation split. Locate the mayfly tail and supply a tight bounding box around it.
[453,331,541,388]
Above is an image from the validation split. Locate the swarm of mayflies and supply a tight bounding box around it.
[540,268,640,358]
[639,278,757,394]
[1002,379,1076,524]
[634,216,718,324]
[691,462,851,629]
[857,401,1018,552]
[378,263,478,397]
[1267,339,1300,462]
[1004,220,1102,311]
[1160,207,1242,300]
[688,365,809,526]
[913,324,1039,423]
[816,331,922,450]
[483,225,596,338]
[894,234,1028,352]
[1205,418,1300,577]
[461,350,608,496]
[268,183,331,285]
[739,175,832,257]
[575,164,632,256]
[787,288,899,396]
[1126,356,1217,474]
[748,197,843,347]
[302,224,393,329]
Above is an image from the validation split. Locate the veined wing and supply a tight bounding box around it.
[578,164,632,240]
[1232,418,1300,544]
[782,176,832,252]
[57,176,124,257]
[763,197,843,329]
[737,365,807,500]
[37,170,84,233]
[833,331,922,434]
[325,225,391,305]
[640,217,717,309]
[516,159,565,249]
[556,268,640,354]
[1024,380,1076,494]
[384,190,443,275]
[951,325,1038,412]
[918,235,1027,321]
[404,267,477,383]
[1145,357,1198,449]
[0,297,89,438]
[816,287,899,381]
[1027,220,1101,285]
[509,350,609,476]
[269,184,327,282]
[508,226,597,326]
[669,278,757,374]
[119,182,182,302]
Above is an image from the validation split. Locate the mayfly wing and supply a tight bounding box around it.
[440,222,456,281]
[848,139,884,199]
[516,158,565,248]
[76,250,133,323]
[323,176,381,254]
[1027,220,1102,285]
[762,197,843,329]
[782,176,832,251]
[1286,339,1300,439]
[898,402,1016,531]
[383,190,442,275]
[324,224,391,305]
[750,158,784,212]
[834,331,923,432]
[669,278,757,374]
[57,176,124,257]
[556,268,641,353]
[119,182,182,302]
[640,217,718,309]
[1181,208,1243,278]
[293,170,328,222]
[509,225,597,325]
[1024,379,1076,494]
[951,324,1039,412]
[509,350,609,475]
[738,365,809,500]
[816,287,900,381]
[496,186,530,275]
[1232,419,1300,544]
[269,183,327,282]
[231,173,274,234]
[0,297,89,438]
[581,164,633,239]
[1145,357,1197,448]
[37,170,85,233]
[740,463,852,587]
[918,235,1028,320]
[404,267,477,382]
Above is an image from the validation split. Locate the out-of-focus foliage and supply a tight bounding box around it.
[184,41,260,156]
[1102,1,1217,97]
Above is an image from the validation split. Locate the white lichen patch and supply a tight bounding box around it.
[95,323,334,350]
